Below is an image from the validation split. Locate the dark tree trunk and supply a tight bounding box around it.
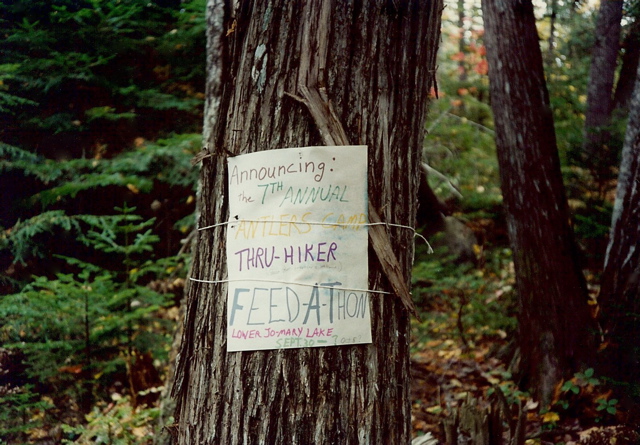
[546,0,558,68]
[598,62,640,388]
[613,19,640,112]
[170,0,443,443]
[582,0,623,166]
[481,0,596,405]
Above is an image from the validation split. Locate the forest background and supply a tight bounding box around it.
[0,0,638,443]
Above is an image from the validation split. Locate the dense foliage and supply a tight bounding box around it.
[0,0,205,275]
[1,0,204,442]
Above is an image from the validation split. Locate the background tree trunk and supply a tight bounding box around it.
[481,0,595,405]
[598,62,640,388]
[613,18,640,112]
[171,1,443,443]
[458,0,468,82]
[155,2,225,442]
[545,0,558,68]
[582,0,623,169]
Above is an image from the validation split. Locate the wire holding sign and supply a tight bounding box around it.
[225,145,370,351]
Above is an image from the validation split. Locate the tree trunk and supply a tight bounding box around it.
[598,61,640,387]
[545,0,558,69]
[481,0,595,405]
[613,18,640,112]
[582,0,623,168]
[156,2,226,442]
[171,1,443,443]
[458,0,468,82]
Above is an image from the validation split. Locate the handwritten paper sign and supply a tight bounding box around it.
[226,145,371,351]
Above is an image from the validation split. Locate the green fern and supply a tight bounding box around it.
[0,1,203,439]
[85,106,136,122]
[37,173,153,207]
[4,210,81,263]
[0,142,41,164]
[0,208,185,419]
[2,133,200,212]
[0,63,38,114]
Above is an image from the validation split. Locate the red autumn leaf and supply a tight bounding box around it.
[58,365,83,374]
[474,59,488,75]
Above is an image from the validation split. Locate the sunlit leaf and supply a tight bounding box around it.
[541,411,560,423]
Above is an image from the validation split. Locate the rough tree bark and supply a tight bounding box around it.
[613,18,640,111]
[598,62,640,387]
[170,1,443,443]
[481,0,596,405]
[582,0,623,166]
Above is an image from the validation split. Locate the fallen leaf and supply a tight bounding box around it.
[541,411,560,423]
[132,426,147,437]
[524,399,539,411]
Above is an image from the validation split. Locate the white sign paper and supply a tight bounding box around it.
[226,145,371,351]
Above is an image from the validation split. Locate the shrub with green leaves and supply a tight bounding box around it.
[0,0,206,155]
[0,1,203,441]
[0,206,186,441]
[0,0,205,275]
[1,132,200,268]
[61,395,160,445]
[411,245,517,349]
[0,384,55,442]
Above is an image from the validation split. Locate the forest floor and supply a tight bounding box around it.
[408,288,640,445]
